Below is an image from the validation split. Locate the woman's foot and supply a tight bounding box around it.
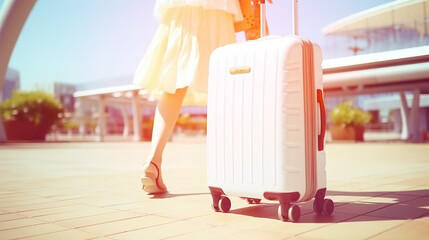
[141,161,167,194]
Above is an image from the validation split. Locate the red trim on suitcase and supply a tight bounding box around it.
[301,38,317,202]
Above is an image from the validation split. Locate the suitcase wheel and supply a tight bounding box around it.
[246,198,261,204]
[313,198,334,216]
[219,196,231,213]
[278,204,300,222]
[313,199,323,215]
[322,198,334,216]
[211,196,231,213]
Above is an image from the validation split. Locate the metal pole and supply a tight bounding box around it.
[132,91,142,141]
[410,89,421,142]
[399,91,410,140]
[96,95,106,142]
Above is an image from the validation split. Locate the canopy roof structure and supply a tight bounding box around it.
[323,0,429,38]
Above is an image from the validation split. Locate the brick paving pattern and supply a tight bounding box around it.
[0,140,428,239]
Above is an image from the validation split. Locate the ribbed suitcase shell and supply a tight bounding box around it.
[207,36,327,205]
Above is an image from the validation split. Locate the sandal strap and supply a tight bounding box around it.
[149,162,160,180]
[149,162,164,191]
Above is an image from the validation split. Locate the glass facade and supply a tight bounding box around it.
[323,0,429,58]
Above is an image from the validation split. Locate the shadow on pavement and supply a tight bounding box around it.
[227,189,429,223]
[149,192,208,199]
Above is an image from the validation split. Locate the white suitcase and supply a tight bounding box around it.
[206,0,334,222]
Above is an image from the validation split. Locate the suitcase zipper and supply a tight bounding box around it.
[301,38,317,202]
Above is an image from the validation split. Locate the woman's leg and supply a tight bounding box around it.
[142,87,188,191]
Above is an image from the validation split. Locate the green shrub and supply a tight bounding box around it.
[0,91,64,139]
[330,100,372,128]
[62,120,80,131]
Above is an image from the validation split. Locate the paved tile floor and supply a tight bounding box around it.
[0,138,428,240]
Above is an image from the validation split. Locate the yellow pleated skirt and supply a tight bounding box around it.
[133,6,237,106]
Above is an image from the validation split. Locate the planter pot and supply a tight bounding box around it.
[330,124,364,142]
[142,127,153,141]
[3,120,49,141]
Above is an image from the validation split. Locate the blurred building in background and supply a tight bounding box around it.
[54,82,76,113]
[323,0,429,58]
[2,68,20,101]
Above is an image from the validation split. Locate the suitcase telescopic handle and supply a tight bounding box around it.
[260,0,299,36]
[292,0,298,35]
[317,89,326,151]
[260,0,267,37]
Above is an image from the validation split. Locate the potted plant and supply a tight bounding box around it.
[62,120,80,135]
[329,100,372,141]
[0,90,64,141]
[141,116,154,141]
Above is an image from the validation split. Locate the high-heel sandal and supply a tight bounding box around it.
[141,162,167,194]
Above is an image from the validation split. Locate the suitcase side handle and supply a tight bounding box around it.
[317,89,326,151]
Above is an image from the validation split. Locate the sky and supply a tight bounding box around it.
[1,0,396,91]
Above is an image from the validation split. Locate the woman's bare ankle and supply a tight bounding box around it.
[142,159,166,191]
[143,158,161,174]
